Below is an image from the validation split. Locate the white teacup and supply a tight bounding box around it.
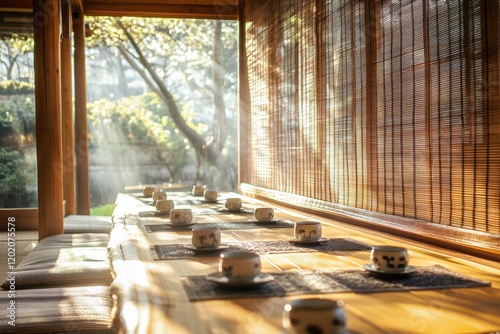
[219,252,260,280]
[294,221,322,241]
[192,227,221,249]
[169,209,193,225]
[225,198,242,212]
[143,186,154,197]
[192,185,205,196]
[254,207,274,222]
[152,190,167,203]
[370,245,409,273]
[283,298,347,334]
[204,190,219,203]
[155,199,175,213]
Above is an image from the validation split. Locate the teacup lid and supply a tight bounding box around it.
[192,226,220,231]
[295,221,321,226]
[170,208,192,212]
[220,251,258,259]
[287,298,344,310]
[371,245,407,252]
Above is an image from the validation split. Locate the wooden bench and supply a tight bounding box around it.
[0,217,115,333]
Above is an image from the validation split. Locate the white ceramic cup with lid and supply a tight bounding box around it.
[283,298,347,334]
[204,190,219,203]
[155,199,174,213]
[143,186,154,197]
[191,227,221,249]
[169,208,193,225]
[225,198,242,212]
[294,221,322,241]
[370,245,409,273]
[254,207,275,222]
[192,185,205,196]
[152,190,167,203]
[218,252,260,280]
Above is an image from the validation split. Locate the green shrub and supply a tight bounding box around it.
[90,203,115,216]
[0,149,36,208]
[0,80,35,95]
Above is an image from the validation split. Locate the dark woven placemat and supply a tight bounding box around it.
[140,207,255,217]
[151,238,372,260]
[139,211,170,218]
[193,208,255,215]
[144,219,295,233]
[139,198,209,207]
[181,265,491,301]
[174,199,231,205]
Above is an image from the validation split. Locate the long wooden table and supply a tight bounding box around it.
[109,191,500,334]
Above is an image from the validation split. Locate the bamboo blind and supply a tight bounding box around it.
[242,0,500,235]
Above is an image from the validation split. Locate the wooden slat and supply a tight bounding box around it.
[84,0,237,4]
[61,1,76,217]
[0,209,38,230]
[73,12,90,215]
[240,183,500,263]
[33,0,64,240]
[109,190,500,334]
[69,0,84,13]
[83,2,237,19]
[244,0,500,239]
[238,1,251,185]
[0,0,31,11]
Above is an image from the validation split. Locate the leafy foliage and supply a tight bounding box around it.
[90,203,115,216]
[0,80,37,209]
[0,94,36,142]
[86,17,238,188]
[0,149,36,207]
[0,36,34,80]
[0,80,35,95]
[87,92,201,181]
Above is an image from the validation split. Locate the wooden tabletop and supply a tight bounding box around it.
[110,191,500,334]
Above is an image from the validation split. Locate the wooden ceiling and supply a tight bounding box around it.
[0,0,238,22]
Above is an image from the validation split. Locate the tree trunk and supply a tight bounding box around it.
[117,20,213,168]
[212,21,227,152]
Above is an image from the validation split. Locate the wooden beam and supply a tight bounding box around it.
[83,2,237,20]
[237,0,250,186]
[69,0,84,13]
[0,209,38,230]
[33,0,64,240]
[61,1,76,216]
[0,0,32,11]
[73,11,90,215]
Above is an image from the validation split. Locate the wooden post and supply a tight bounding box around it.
[33,0,64,239]
[73,12,90,215]
[238,0,251,187]
[61,1,76,216]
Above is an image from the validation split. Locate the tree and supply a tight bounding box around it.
[86,17,238,188]
[0,35,34,80]
[0,149,36,207]
[0,86,36,149]
[87,92,202,182]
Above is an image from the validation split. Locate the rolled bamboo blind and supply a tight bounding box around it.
[242,0,499,236]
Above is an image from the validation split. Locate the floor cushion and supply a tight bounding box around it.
[0,286,114,333]
[64,215,112,234]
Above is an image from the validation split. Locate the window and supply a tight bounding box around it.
[243,0,500,235]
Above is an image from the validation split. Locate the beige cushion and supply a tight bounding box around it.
[37,233,110,248]
[1,234,112,289]
[0,286,113,333]
[64,215,112,234]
